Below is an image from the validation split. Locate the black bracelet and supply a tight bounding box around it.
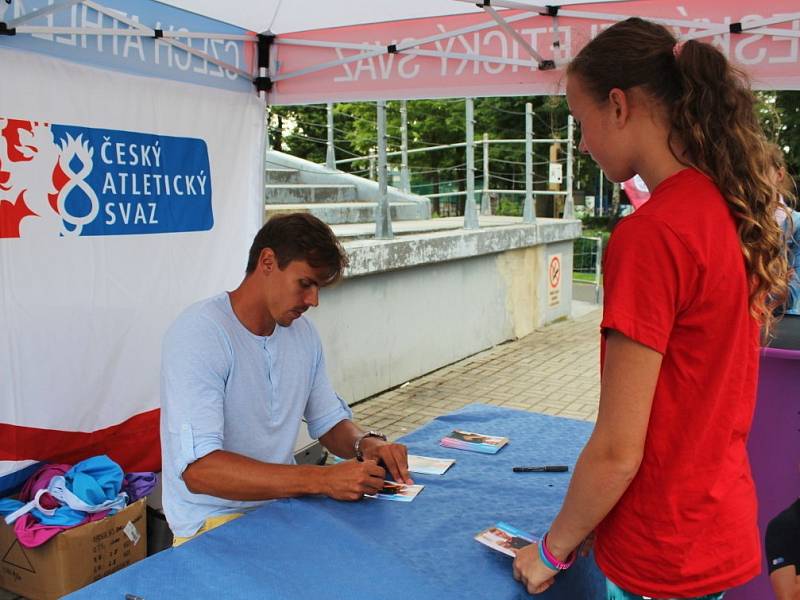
[354,430,387,460]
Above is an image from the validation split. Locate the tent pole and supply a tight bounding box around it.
[523,103,535,223]
[375,101,393,239]
[464,98,478,230]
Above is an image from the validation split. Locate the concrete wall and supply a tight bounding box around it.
[310,253,512,402]
[308,224,578,403]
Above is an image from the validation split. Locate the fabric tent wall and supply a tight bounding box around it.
[263,0,800,104]
[0,2,264,493]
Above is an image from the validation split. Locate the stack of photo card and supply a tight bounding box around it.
[408,455,455,475]
[366,481,425,502]
[475,522,538,557]
[440,429,509,454]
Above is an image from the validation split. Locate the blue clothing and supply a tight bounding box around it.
[1,455,127,526]
[160,293,352,538]
[606,577,724,600]
[785,209,800,315]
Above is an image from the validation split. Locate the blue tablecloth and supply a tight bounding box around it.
[66,404,605,599]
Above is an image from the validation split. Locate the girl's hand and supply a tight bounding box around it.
[512,543,558,595]
[580,530,596,557]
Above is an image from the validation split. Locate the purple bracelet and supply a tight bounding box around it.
[540,532,576,571]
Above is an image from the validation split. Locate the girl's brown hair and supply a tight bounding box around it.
[568,17,789,335]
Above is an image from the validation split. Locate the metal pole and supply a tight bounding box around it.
[400,100,410,193]
[595,236,603,304]
[375,100,393,239]
[325,102,336,169]
[481,133,491,215]
[564,114,575,219]
[523,102,535,223]
[598,170,604,216]
[265,106,271,151]
[464,98,478,229]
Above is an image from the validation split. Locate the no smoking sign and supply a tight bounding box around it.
[548,254,562,307]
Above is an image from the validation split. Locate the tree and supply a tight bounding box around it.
[775,91,800,180]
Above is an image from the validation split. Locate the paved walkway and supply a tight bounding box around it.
[352,301,603,442]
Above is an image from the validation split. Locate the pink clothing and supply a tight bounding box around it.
[19,464,71,510]
[13,510,109,548]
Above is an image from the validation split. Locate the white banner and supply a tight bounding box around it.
[0,47,264,485]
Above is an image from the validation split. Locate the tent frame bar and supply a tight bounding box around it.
[277,38,539,69]
[467,0,800,40]
[6,0,82,28]
[270,3,800,86]
[479,4,546,66]
[12,26,254,40]
[271,9,551,83]
[4,0,800,97]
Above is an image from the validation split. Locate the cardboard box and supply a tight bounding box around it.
[0,498,147,600]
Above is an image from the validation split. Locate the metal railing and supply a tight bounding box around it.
[573,236,603,304]
[269,99,576,238]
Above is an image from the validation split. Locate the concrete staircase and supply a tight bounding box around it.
[264,152,430,227]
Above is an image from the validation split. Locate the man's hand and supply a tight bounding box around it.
[361,439,414,484]
[512,543,558,595]
[321,459,385,501]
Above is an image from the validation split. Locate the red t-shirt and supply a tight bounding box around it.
[595,168,761,597]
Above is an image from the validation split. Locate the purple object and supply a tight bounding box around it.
[122,472,158,502]
[726,347,800,600]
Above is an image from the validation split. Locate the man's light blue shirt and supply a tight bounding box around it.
[160,292,352,538]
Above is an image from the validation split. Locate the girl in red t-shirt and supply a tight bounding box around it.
[512,17,792,600]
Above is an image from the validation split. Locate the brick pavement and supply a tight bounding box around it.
[352,302,603,442]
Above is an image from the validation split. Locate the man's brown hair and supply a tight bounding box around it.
[246,213,348,285]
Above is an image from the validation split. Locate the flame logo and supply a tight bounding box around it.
[57,133,99,236]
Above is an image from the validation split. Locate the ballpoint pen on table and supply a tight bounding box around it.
[512,465,569,473]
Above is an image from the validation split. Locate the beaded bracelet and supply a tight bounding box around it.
[539,532,576,571]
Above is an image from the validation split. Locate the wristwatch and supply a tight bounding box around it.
[354,430,387,460]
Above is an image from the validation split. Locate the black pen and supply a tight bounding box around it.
[512,465,569,473]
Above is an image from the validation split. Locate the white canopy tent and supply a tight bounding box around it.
[0,0,798,491]
[4,0,800,104]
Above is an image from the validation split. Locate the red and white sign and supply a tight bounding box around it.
[548,254,562,307]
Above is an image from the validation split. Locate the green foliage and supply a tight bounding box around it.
[774,91,800,179]
[495,197,523,217]
[267,91,800,212]
[580,215,613,231]
[268,97,598,203]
